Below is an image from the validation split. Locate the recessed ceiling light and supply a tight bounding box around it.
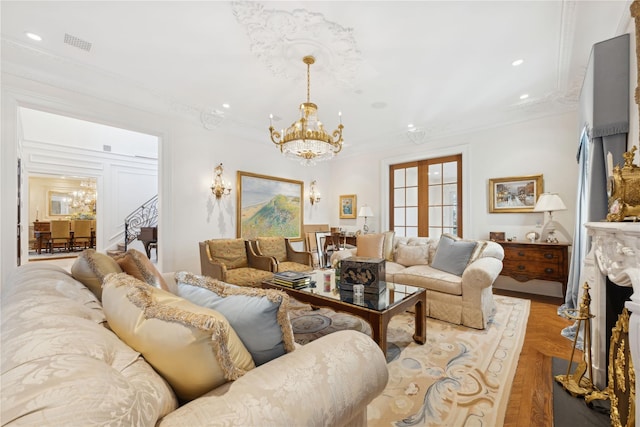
[408,124,414,129]
[512,59,524,66]
[25,32,42,41]
[520,94,529,100]
[222,103,230,109]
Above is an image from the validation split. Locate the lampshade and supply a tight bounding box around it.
[358,206,374,218]
[533,193,567,212]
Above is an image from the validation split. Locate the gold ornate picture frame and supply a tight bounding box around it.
[488,175,543,213]
[339,194,357,219]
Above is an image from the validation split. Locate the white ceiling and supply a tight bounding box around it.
[1,1,633,156]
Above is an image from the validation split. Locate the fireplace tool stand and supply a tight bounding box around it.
[555,282,597,397]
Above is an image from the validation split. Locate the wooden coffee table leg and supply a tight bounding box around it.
[413,293,426,344]
[370,313,388,354]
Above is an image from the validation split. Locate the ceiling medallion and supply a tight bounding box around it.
[200,109,225,130]
[231,1,361,86]
[269,55,344,165]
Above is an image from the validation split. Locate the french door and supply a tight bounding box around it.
[390,154,462,238]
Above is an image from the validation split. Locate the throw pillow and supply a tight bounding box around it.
[175,271,296,366]
[395,243,430,267]
[442,233,488,263]
[113,248,173,293]
[356,233,384,258]
[71,249,123,300]
[431,234,477,276]
[382,230,395,262]
[102,273,255,402]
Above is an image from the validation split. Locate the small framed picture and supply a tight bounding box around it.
[488,175,543,213]
[339,194,357,219]
[489,232,506,242]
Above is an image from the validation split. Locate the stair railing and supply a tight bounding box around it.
[124,195,158,251]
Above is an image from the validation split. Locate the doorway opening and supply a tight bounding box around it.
[18,107,159,265]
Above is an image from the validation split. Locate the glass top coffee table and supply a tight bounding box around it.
[261,274,426,354]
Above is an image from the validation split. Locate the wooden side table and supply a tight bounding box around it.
[497,241,571,298]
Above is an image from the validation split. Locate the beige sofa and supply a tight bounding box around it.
[1,263,388,426]
[331,234,504,329]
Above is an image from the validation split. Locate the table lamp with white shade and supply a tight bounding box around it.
[533,193,567,243]
[358,206,374,233]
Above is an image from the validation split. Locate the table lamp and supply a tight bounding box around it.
[358,206,374,233]
[533,193,567,243]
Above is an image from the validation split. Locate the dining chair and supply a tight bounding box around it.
[72,220,92,251]
[48,220,71,253]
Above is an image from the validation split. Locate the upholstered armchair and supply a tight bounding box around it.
[199,238,275,287]
[252,237,313,273]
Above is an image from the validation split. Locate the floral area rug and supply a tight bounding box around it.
[288,295,530,427]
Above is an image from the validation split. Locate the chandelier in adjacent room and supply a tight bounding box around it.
[269,55,344,165]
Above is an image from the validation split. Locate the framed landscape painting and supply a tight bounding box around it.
[488,174,543,213]
[237,171,303,240]
[339,194,357,219]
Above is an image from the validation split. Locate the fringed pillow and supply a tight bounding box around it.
[175,271,296,366]
[113,248,174,293]
[71,249,123,300]
[102,273,255,402]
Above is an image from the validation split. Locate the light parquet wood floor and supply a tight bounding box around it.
[496,289,585,427]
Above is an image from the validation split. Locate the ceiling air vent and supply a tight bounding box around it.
[64,33,92,52]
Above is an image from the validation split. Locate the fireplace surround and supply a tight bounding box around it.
[583,222,639,423]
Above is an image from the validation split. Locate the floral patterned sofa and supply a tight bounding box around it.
[1,261,388,426]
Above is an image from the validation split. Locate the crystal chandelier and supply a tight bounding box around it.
[269,55,344,165]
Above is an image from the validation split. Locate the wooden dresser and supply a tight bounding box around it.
[497,241,570,298]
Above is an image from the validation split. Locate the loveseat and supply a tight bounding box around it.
[331,233,504,329]
[1,261,388,426]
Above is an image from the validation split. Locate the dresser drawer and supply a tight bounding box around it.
[502,246,563,263]
[502,259,563,282]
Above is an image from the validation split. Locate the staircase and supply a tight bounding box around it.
[107,195,158,257]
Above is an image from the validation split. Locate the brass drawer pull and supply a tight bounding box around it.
[518,251,525,257]
[544,253,554,259]
[545,268,554,274]
[518,265,526,271]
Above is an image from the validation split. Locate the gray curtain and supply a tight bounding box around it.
[560,34,629,346]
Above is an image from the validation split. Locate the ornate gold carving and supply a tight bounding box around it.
[607,146,640,222]
[586,308,636,427]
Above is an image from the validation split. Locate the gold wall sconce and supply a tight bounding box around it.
[309,180,321,205]
[211,163,232,199]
